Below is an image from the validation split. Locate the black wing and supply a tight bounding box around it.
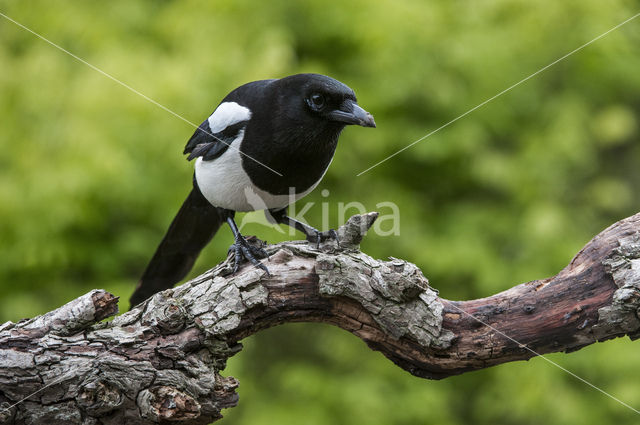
[183,119,247,161]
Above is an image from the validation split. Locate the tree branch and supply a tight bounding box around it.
[1,212,639,424]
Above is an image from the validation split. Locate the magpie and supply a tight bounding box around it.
[129,73,375,307]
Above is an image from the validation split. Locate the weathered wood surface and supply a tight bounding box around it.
[1,212,639,424]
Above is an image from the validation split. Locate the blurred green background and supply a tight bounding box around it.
[1,0,640,423]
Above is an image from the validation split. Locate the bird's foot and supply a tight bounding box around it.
[306,229,340,249]
[228,235,270,275]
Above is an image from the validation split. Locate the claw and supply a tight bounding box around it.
[328,229,340,248]
[229,236,270,275]
[306,229,340,249]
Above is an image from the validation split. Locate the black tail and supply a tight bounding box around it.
[130,183,223,308]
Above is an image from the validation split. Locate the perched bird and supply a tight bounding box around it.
[130,74,375,307]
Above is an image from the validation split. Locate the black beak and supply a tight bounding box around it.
[328,99,376,128]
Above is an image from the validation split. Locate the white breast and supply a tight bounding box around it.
[195,136,319,211]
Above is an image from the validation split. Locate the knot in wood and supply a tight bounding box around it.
[142,302,187,334]
[138,386,201,422]
[77,379,123,416]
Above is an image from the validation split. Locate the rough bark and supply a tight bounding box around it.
[1,212,640,424]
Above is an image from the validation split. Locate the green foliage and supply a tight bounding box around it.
[1,0,640,423]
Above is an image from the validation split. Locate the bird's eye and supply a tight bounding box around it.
[308,93,326,111]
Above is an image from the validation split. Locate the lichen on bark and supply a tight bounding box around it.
[317,251,454,349]
[595,232,640,340]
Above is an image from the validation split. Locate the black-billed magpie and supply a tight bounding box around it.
[130,73,375,307]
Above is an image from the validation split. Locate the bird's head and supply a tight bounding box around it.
[275,73,376,130]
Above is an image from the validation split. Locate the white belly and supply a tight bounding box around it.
[194,133,319,211]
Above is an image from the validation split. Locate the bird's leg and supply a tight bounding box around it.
[268,208,339,249]
[224,212,269,275]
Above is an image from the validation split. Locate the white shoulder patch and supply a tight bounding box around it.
[207,102,252,133]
